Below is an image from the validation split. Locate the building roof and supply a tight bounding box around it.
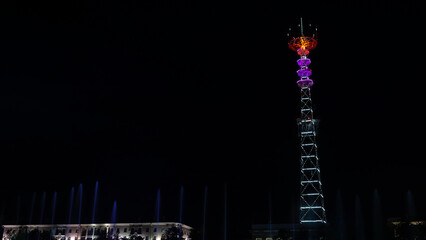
[2,222,192,229]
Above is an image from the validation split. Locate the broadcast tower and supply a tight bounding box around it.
[288,18,326,224]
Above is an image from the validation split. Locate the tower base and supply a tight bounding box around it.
[295,223,328,240]
[251,223,329,240]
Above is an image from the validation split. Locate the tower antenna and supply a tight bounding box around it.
[300,17,304,36]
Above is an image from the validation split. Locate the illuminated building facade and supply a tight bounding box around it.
[2,223,191,240]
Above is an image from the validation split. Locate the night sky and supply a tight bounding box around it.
[0,0,425,239]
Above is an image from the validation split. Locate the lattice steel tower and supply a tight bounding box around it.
[288,18,326,224]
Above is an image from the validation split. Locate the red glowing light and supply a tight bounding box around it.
[297,48,310,56]
[289,36,317,52]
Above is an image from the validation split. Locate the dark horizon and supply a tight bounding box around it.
[0,184,423,238]
[0,0,425,239]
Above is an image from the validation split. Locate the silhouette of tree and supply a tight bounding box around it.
[163,227,181,240]
[12,227,27,240]
[28,229,40,240]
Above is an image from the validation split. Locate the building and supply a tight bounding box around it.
[2,223,192,240]
[251,223,295,240]
[251,223,327,240]
[387,218,426,240]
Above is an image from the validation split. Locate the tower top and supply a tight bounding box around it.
[287,18,318,53]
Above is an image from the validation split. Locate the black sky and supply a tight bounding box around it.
[0,0,425,239]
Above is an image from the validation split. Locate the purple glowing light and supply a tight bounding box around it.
[296,56,314,88]
[297,79,314,88]
[297,58,311,67]
[297,69,312,77]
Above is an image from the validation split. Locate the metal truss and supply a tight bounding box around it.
[288,17,326,224]
[297,62,327,224]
